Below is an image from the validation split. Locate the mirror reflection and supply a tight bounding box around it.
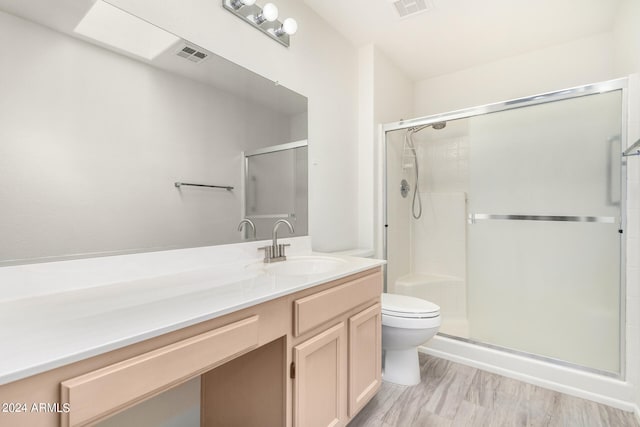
[244,141,308,241]
[0,0,308,266]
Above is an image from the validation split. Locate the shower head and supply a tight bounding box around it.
[408,121,446,133]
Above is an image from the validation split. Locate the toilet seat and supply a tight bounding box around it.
[382,313,441,329]
[381,293,441,329]
[382,293,440,318]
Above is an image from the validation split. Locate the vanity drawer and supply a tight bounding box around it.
[294,270,382,336]
[60,315,259,427]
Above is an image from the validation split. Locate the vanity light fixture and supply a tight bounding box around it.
[222,0,297,47]
[230,0,256,9]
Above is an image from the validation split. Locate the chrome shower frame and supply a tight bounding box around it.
[381,77,629,379]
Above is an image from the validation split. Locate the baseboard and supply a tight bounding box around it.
[419,338,637,413]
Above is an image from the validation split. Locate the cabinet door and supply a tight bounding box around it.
[348,303,381,417]
[293,322,347,427]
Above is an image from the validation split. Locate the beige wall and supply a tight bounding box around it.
[372,47,414,268]
[357,44,414,255]
[357,45,413,291]
[357,45,375,256]
[613,0,640,77]
[413,32,616,117]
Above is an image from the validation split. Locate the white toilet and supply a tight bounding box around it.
[381,293,441,386]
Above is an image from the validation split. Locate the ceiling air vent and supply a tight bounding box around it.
[389,0,433,18]
[175,43,210,64]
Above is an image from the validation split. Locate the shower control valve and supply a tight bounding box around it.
[400,179,410,198]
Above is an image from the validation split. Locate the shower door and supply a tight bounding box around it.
[466,90,623,374]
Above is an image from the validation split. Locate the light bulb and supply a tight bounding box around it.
[262,3,278,22]
[282,18,297,35]
[275,18,298,37]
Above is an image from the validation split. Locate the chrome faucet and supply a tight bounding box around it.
[237,218,256,240]
[258,219,295,263]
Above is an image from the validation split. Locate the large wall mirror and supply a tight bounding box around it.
[0,0,308,266]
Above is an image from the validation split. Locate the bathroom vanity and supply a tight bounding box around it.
[0,238,384,427]
[0,3,383,425]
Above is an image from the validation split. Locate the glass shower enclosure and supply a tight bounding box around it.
[383,78,627,376]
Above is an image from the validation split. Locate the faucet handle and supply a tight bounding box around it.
[277,243,291,259]
[257,245,274,261]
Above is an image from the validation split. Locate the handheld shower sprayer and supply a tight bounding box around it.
[404,121,446,219]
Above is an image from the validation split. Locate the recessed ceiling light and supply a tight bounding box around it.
[74,1,180,60]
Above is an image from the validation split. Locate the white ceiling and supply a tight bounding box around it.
[302,0,622,80]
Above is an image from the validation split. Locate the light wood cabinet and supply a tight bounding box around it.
[348,303,382,417]
[293,322,347,427]
[291,271,382,427]
[293,272,382,337]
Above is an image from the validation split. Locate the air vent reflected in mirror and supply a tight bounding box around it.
[176,44,210,63]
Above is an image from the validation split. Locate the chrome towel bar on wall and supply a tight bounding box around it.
[174,182,234,191]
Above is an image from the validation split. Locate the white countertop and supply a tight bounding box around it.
[0,237,384,385]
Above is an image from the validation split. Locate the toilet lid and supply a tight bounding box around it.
[382,293,440,318]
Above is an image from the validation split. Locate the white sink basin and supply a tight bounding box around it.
[248,256,347,276]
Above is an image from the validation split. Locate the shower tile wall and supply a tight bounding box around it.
[419,132,469,193]
[412,192,466,279]
[407,128,470,336]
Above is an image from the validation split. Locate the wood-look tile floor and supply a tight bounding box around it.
[348,353,640,427]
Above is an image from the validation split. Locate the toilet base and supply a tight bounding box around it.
[383,347,421,386]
